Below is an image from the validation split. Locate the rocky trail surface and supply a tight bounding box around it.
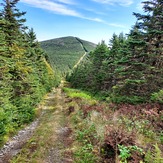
[0,85,73,163]
[0,120,39,163]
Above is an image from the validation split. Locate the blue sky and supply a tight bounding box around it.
[18,0,144,44]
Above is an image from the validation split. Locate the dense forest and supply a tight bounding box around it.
[64,1,163,162]
[40,36,96,74]
[67,0,163,104]
[0,0,59,146]
[0,0,163,162]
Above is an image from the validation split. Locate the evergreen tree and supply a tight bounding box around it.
[90,41,109,91]
[109,33,120,59]
[0,0,27,46]
[0,0,59,145]
[131,0,162,96]
[111,0,163,102]
[67,42,109,93]
[67,0,162,104]
[133,0,163,66]
[0,19,15,143]
[100,33,128,92]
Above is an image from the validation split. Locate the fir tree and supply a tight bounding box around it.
[131,0,163,96]
[0,0,27,46]
[0,0,59,145]
[67,0,162,104]
[111,0,163,102]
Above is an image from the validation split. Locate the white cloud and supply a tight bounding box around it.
[84,17,104,22]
[91,0,133,6]
[55,0,76,5]
[20,0,125,28]
[106,23,125,28]
[20,0,81,16]
[83,17,125,28]
[20,0,102,21]
[83,8,107,16]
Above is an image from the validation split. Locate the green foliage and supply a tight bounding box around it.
[0,108,7,143]
[74,124,98,163]
[0,0,60,146]
[67,0,163,104]
[63,87,92,100]
[118,145,131,163]
[144,144,163,163]
[151,90,163,103]
[118,145,143,163]
[76,124,96,142]
[109,95,146,104]
[74,143,97,163]
[159,132,163,144]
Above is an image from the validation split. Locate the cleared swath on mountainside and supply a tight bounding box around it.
[40,36,96,74]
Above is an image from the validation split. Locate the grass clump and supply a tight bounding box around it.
[144,144,163,163]
[62,87,93,100]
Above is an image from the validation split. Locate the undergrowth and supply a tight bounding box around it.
[63,86,163,163]
[62,87,92,100]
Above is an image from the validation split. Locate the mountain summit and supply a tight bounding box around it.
[40,36,96,74]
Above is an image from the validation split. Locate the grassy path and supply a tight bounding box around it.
[10,86,73,163]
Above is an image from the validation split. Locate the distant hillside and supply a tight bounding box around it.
[40,36,96,74]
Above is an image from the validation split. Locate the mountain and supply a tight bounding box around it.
[40,36,96,74]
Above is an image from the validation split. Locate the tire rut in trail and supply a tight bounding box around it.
[0,87,73,163]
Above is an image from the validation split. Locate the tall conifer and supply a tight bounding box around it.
[0,0,26,46]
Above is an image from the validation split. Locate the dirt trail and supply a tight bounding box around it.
[73,37,88,69]
[44,87,73,163]
[0,85,73,163]
[73,51,87,69]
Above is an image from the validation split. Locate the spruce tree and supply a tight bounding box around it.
[100,33,128,92]
[0,0,27,46]
[132,0,163,97]
[0,19,15,143]
[0,0,59,145]
[113,0,163,102]
[90,41,109,92]
[133,0,163,66]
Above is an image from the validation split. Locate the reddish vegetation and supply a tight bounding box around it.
[67,106,75,115]
[114,103,163,115]
[114,103,163,132]
[78,102,163,162]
